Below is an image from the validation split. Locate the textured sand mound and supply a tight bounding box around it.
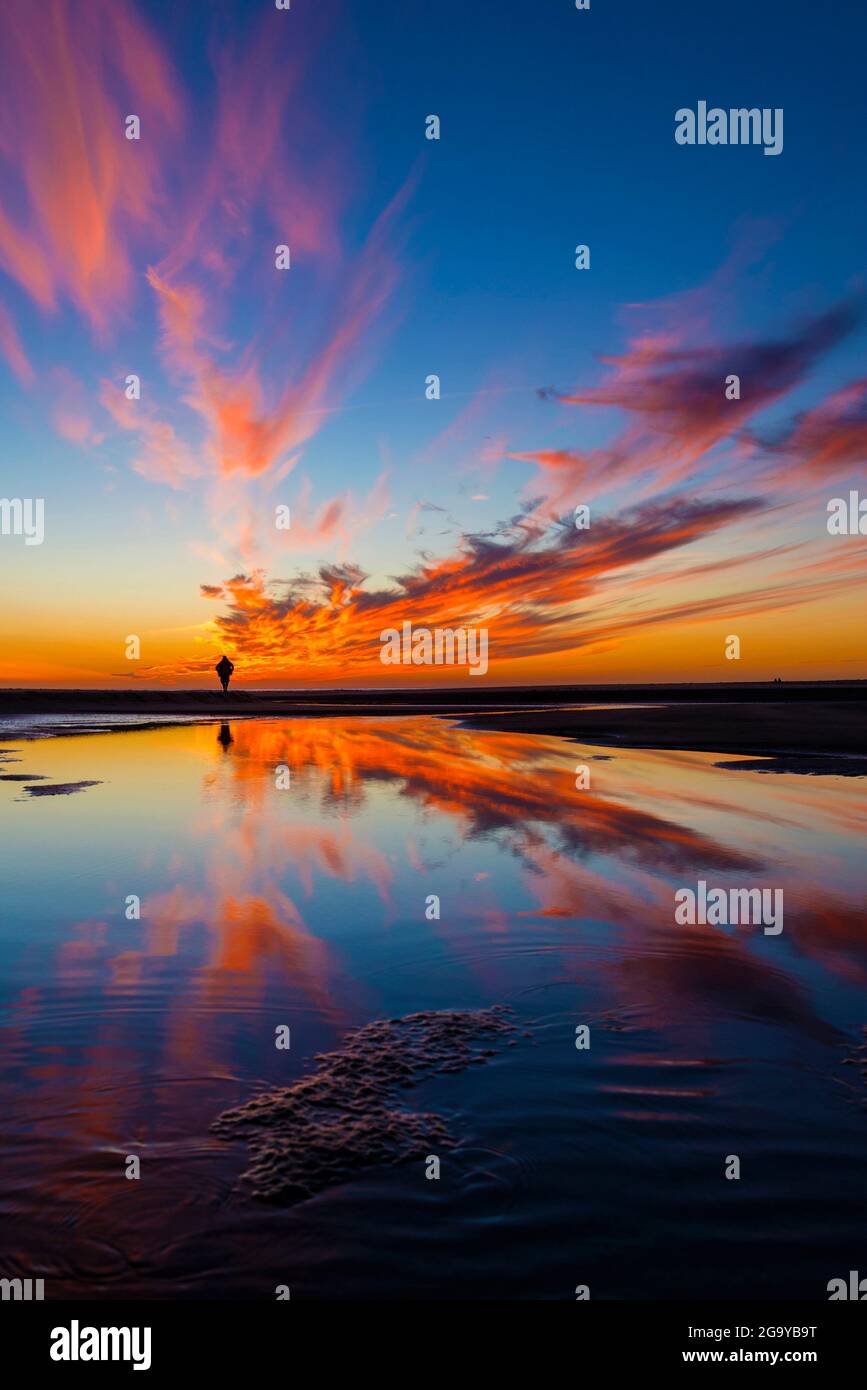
[212,1006,516,1204]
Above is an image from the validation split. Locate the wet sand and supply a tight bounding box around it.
[2,713,866,1297]
[455,700,867,770]
[0,684,864,765]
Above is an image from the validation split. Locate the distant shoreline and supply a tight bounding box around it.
[0,679,864,715]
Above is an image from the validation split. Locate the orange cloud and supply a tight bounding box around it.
[171,494,767,682]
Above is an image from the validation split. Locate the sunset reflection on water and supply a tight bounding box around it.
[1,715,865,1299]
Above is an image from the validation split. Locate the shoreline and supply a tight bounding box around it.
[453,700,867,773]
[0,679,863,718]
[0,686,864,770]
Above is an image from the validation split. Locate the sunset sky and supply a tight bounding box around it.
[0,0,865,687]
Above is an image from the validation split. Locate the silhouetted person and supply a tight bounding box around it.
[217,722,233,748]
[215,655,234,694]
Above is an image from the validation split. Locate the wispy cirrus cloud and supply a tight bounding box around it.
[518,300,862,512]
[146,170,413,480]
[0,300,35,385]
[100,380,203,491]
[0,0,182,333]
[751,376,867,481]
[156,13,344,286]
[0,0,414,527]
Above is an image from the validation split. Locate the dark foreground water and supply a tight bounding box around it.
[0,715,865,1300]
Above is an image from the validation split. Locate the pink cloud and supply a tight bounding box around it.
[0,0,183,333]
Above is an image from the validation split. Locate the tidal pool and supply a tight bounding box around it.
[0,715,865,1299]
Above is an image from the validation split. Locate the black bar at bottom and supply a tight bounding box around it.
[3,1300,863,1375]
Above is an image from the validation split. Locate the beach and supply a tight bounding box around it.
[1,708,866,1299]
[1,684,864,769]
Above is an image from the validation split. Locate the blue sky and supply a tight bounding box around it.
[1,0,865,684]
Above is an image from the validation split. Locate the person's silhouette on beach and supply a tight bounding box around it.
[215,654,234,694]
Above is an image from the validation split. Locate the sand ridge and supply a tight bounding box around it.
[212,1006,518,1204]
